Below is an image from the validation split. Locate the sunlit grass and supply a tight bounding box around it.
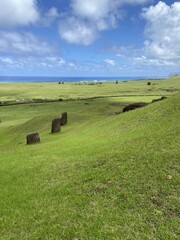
[0,77,180,102]
[0,79,180,239]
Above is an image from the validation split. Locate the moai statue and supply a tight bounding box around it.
[60,112,67,126]
[51,118,61,133]
[26,132,40,144]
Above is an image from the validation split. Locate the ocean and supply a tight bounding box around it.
[0,76,165,83]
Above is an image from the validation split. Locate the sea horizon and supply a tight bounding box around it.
[0,76,167,83]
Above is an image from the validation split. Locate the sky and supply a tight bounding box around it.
[0,0,179,77]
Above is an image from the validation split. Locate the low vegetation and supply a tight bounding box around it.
[0,77,179,239]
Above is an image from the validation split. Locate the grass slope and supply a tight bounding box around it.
[0,91,179,239]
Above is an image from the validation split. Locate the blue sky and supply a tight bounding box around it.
[0,0,179,77]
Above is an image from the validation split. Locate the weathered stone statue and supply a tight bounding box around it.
[51,118,61,133]
[123,102,148,112]
[26,132,40,144]
[60,112,67,126]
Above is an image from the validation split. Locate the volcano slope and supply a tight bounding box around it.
[0,92,179,240]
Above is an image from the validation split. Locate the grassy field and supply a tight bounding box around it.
[0,77,180,102]
[0,77,180,239]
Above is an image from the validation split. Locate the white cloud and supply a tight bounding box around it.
[0,0,39,27]
[59,17,98,45]
[0,55,112,74]
[107,45,144,58]
[0,57,14,64]
[104,59,117,66]
[142,1,180,60]
[47,7,59,19]
[132,55,175,67]
[71,0,115,20]
[0,32,53,55]
[59,0,150,45]
[106,1,180,69]
[45,56,66,66]
[0,56,77,72]
[71,0,149,20]
[42,7,60,26]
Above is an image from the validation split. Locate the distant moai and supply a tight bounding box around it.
[26,132,40,144]
[60,112,67,126]
[51,118,61,133]
[123,102,148,112]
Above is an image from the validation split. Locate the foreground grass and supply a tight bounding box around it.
[0,80,180,239]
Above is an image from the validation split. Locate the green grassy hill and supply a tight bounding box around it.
[0,84,180,239]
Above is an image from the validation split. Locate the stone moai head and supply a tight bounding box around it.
[26,132,40,144]
[60,112,67,126]
[51,118,61,133]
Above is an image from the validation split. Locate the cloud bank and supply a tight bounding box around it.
[0,32,52,55]
[108,1,180,68]
[59,0,150,45]
[0,0,179,76]
[142,1,180,61]
[0,0,39,27]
